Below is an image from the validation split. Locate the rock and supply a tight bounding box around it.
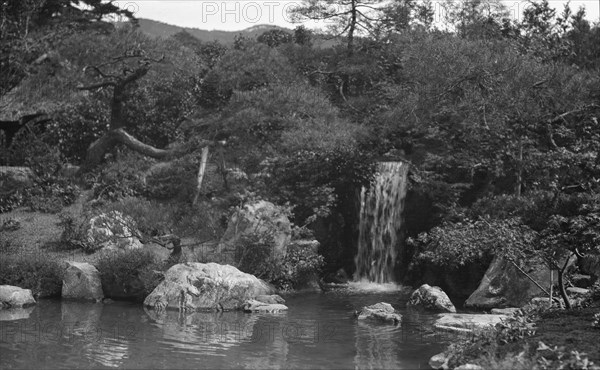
[531,297,554,307]
[567,287,590,297]
[455,365,484,370]
[217,201,291,264]
[434,313,506,334]
[429,352,449,369]
[0,166,35,192]
[87,211,143,251]
[491,307,520,315]
[407,284,456,313]
[0,285,36,308]
[62,262,104,302]
[465,256,558,310]
[355,302,402,324]
[242,299,288,313]
[255,294,285,304]
[571,274,594,288]
[144,263,274,311]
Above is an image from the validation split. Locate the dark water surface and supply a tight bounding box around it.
[0,285,450,369]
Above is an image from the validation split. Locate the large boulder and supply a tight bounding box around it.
[144,262,274,311]
[62,262,104,302]
[87,211,143,251]
[407,284,456,313]
[0,285,36,308]
[465,256,556,310]
[217,201,291,264]
[579,255,600,281]
[434,313,507,334]
[355,302,402,324]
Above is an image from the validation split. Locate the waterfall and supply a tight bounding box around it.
[354,162,409,283]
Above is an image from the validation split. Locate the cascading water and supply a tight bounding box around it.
[354,162,409,283]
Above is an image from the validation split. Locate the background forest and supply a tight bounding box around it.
[1,0,600,301]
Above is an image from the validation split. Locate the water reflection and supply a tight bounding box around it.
[0,294,449,369]
[0,307,35,321]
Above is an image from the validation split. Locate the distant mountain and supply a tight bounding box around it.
[135,18,290,44]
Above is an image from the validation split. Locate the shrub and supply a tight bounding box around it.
[86,152,150,201]
[57,212,95,253]
[234,231,325,291]
[95,249,164,301]
[26,178,80,213]
[0,253,64,298]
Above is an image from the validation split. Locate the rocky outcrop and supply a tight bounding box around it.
[355,302,402,324]
[242,299,288,313]
[87,211,143,251]
[579,255,600,280]
[0,285,36,308]
[434,313,506,334]
[62,262,104,302]
[465,256,555,309]
[407,284,456,313]
[144,263,274,311]
[217,201,291,264]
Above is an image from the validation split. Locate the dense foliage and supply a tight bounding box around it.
[1,0,600,298]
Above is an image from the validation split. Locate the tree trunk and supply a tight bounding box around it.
[558,255,572,309]
[192,146,210,205]
[515,136,523,197]
[81,128,173,172]
[347,0,357,55]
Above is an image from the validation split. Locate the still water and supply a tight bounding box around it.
[0,286,450,369]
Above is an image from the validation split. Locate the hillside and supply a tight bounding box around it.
[135,18,290,44]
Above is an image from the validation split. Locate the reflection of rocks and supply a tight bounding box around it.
[355,302,402,324]
[144,263,273,311]
[407,284,456,313]
[355,320,402,369]
[243,299,288,313]
[434,313,506,334]
[465,256,557,309]
[0,285,36,308]
[62,262,104,302]
[0,306,35,321]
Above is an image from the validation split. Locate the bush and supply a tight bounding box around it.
[0,253,64,298]
[95,249,164,301]
[234,231,325,291]
[57,212,95,253]
[86,152,150,201]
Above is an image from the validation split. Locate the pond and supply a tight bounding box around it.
[0,284,452,369]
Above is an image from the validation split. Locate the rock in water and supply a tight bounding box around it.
[465,256,558,309]
[217,201,291,264]
[255,295,286,304]
[62,262,104,302]
[434,313,507,334]
[0,285,36,308]
[242,299,288,313]
[144,263,274,311]
[87,211,143,251]
[355,302,402,324]
[407,284,456,313]
[429,352,449,369]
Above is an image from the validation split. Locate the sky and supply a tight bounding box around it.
[114,0,600,31]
